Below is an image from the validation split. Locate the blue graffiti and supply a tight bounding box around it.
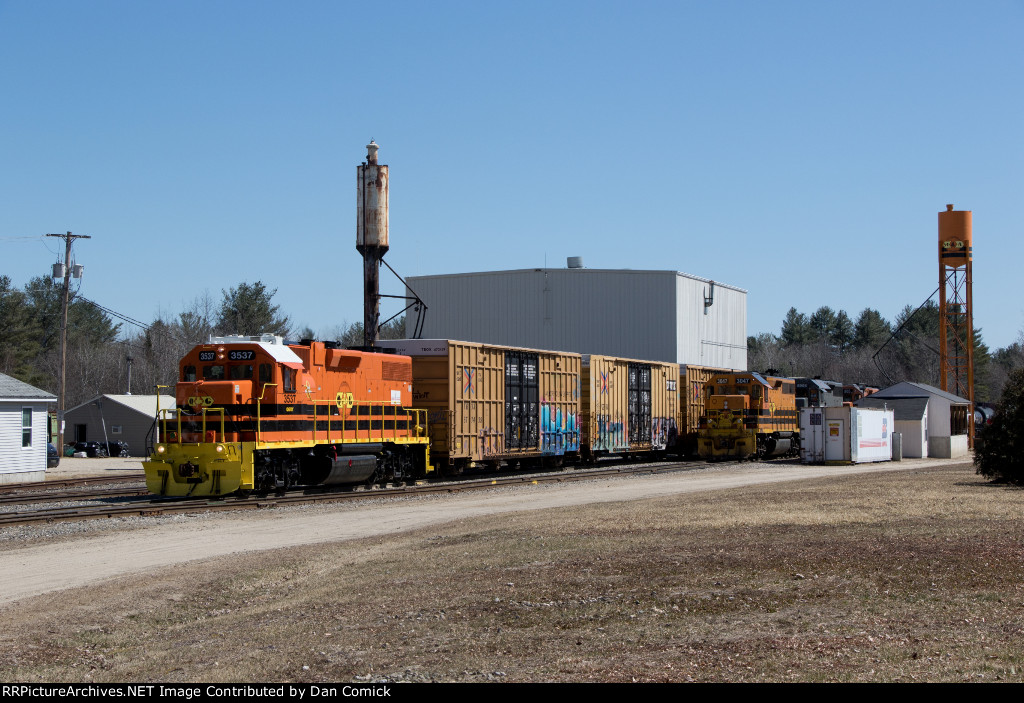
[595,413,627,452]
[540,402,579,455]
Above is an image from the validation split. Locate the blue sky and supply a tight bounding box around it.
[1,0,1021,348]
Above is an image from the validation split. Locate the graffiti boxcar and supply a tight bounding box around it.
[580,355,680,461]
[378,340,581,472]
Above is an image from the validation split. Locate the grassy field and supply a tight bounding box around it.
[2,462,1022,682]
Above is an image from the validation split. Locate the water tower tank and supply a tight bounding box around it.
[357,140,389,252]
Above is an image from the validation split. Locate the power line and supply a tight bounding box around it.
[77,296,152,331]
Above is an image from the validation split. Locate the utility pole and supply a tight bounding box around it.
[46,231,91,451]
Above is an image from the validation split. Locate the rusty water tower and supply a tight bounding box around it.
[357,140,389,347]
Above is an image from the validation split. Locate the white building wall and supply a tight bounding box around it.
[675,275,746,369]
[927,397,952,437]
[0,402,48,482]
[895,416,928,458]
[408,269,746,368]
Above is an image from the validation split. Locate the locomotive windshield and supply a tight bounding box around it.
[229,364,254,380]
[203,365,225,380]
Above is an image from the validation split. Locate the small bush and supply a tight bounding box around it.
[975,368,1024,483]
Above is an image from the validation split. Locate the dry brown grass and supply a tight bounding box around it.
[2,463,1023,682]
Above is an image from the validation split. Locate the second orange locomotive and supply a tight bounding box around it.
[697,372,799,460]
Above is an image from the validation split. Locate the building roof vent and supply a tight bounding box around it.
[567,256,584,269]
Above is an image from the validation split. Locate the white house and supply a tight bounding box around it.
[0,373,56,484]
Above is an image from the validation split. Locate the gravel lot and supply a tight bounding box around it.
[46,455,145,480]
[1,456,966,607]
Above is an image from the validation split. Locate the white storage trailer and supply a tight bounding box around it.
[800,406,894,464]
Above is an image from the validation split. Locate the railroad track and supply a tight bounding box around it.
[0,474,144,495]
[0,458,736,528]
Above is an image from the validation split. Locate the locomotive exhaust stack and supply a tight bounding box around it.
[357,140,389,348]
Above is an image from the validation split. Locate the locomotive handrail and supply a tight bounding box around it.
[201,407,226,443]
[248,393,429,446]
[255,383,278,442]
[310,399,335,444]
[155,408,180,445]
[154,406,225,445]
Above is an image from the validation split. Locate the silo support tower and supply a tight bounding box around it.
[357,140,389,348]
[938,204,974,448]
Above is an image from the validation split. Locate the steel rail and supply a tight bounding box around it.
[0,458,751,528]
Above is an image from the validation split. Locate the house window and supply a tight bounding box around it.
[22,408,32,448]
[111,425,123,435]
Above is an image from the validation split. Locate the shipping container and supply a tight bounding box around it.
[377,340,580,470]
[800,406,894,463]
[580,355,679,460]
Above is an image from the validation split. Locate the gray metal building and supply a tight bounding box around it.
[406,267,747,369]
[65,394,175,457]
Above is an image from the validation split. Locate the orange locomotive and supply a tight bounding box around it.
[144,335,431,496]
[697,372,799,459]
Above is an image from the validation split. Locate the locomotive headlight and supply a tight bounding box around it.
[215,444,225,454]
[156,444,166,454]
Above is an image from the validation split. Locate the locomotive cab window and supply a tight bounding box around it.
[259,364,273,385]
[183,365,197,382]
[230,364,254,380]
[283,367,297,393]
[203,365,225,380]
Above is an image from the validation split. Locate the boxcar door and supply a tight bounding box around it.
[505,351,540,452]
[628,363,652,446]
[505,353,522,451]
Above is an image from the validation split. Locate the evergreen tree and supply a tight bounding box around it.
[808,306,837,341]
[217,281,291,337]
[853,308,891,350]
[780,308,813,346]
[975,368,1024,484]
[831,310,855,352]
[0,275,40,380]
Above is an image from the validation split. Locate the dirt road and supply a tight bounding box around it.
[1,458,962,606]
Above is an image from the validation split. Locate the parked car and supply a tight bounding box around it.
[47,442,60,469]
[72,441,130,458]
[104,441,130,457]
[73,441,102,457]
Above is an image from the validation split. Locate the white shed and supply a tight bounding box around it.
[0,373,56,484]
[858,382,969,459]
